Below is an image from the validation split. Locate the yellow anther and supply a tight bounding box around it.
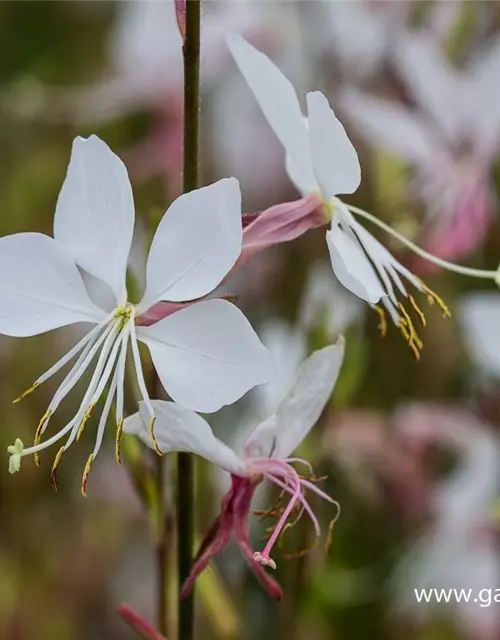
[284,537,319,560]
[81,453,95,497]
[13,381,39,404]
[148,417,164,457]
[76,403,95,442]
[33,409,52,467]
[51,446,65,491]
[325,519,336,554]
[408,295,427,327]
[115,418,124,465]
[398,303,423,359]
[373,305,387,338]
[420,283,451,318]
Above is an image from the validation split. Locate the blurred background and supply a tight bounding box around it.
[1,1,500,638]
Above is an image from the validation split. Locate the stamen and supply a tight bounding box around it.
[38,321,117,441]
[148,417,164,457]
[13,382,40,404]
[373,305,387,337]
[51,446,65,491]
[33,409,52,466]
[420,283,452,318]
[115,418,124,465]
[325,519,336,554]
[284,537,319,560]
[76,403,96,442]
[408,295,427,327]
[398,304,422,359]
[92,367,119,460]
[81,453,94,497]
[12,314,113,404]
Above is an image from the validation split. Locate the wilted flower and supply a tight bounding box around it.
[228,33,452,358]
[4,135,269,490]
[124,339,344,597]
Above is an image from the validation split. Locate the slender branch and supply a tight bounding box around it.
[178,1,201,639]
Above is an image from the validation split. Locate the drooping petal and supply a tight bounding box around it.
[339,88,435,164]
[326,225,385,304]
[245,339,345,460]
[0,233,106,337]
[458,292,500,378]
[137,299,270,413]
[227,33,317,195]
[123,400,245,474]
[138,179,242,310]
[307,91,361,198]
[54,135,135,305]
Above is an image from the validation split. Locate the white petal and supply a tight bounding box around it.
[339,89,435,164]
[123,401,245,474]
[138,179,242,310]
[394,32,464,141]
[137,299,270,413]
[227,33,317,195]
[307,91,361,198]
[458,292,500,378]
[0,233,105,337]
[54,135,135,305]
[326,225,385,304]
[245,339,345,460]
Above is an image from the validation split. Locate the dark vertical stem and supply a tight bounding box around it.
[155,453,169,635]
[178,1,201,639]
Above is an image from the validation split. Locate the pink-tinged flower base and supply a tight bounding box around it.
[239,193,327,264]
[182,458,336,599]
[181,474,283,600]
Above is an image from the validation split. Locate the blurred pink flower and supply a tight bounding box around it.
[393,403,500,639]
[341,30,500,266]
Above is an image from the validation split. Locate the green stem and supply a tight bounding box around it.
[178,1,201,638]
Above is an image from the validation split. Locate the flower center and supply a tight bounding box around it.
[7,303,160,494]
[247,457,339,570]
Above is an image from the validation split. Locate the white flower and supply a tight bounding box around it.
[227,34,450,358]
[124,339,344,573]
[4,135,269,488]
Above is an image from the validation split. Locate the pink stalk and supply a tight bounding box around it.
[118,604,168,640]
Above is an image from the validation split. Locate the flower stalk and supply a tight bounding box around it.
[178,1,201,638]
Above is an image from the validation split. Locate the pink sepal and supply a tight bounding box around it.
[175,0,186,42]
[118,604,168,640]
[181,475,283,600]
[240,193,326,263]
[135,301,194,327]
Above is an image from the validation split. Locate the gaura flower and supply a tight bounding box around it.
[124,339,344,597]
[227,33,450,358]
[4,135,269,490]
